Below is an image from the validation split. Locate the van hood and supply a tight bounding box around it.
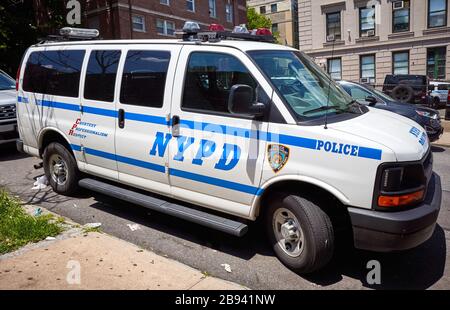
[0,89,17,106]
[329,108,429,162]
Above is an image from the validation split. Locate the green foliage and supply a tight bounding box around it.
[0,190,62,254]
[247,7,272,30]
[0,1,67,76]
[246,7,281,44]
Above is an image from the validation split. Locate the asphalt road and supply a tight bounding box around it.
[1,143,449,290]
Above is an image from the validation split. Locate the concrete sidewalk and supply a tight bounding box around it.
[0,223,246,290]
[432,118,450,148]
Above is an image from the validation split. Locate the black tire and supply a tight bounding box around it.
[265,192,334,274]
[392,85,414,103]
[43,142,80,195]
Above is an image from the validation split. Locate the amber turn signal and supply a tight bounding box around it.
[378,190,424,207]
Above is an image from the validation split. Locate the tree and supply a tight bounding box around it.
[0,0,67,76]
[246,7,280,44]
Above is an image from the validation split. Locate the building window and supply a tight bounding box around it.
[327,58,342,80]
[427,47,447,79]
[271,23,278,34]
[226,0,233,23]
[393,51,409,75]
[156,20,175,36]
[209,0,216,17]
[428,0,447,28]
[186,0,195,12]
[160,0,169,5]
[392,0,410,32]
[360,55,376,84]
[326,12,341,41]
[271,3,277,12]
[132,15,145,32]
[359,6,376,36]
[260,6,266,14]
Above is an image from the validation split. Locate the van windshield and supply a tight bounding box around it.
[248,50,355,121]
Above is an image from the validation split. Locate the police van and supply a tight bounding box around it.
[15,25,441,273]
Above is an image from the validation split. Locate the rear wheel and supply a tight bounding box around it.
[265,192,334,274]
[43,142,80,195]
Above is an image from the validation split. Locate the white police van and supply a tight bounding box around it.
[16,26,441,273]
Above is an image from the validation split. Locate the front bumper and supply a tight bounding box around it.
[0,120,18,144]
[348,173,441,252]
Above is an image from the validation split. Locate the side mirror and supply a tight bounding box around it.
[228,84,266,117]
[365,95,378,106]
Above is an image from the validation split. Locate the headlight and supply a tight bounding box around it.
[416,110,438,119]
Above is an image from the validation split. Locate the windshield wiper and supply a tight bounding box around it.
[303,105,347,115]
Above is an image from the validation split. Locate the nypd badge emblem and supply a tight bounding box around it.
[268,144,290,173]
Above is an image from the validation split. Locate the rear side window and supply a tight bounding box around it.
[23,50,85,97]
[182,52,257,114]
[120,50,170,107]
[84,50,121,102]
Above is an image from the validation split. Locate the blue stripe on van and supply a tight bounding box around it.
[169,168,263,196]
[358,147,383,160]
[69,144,262,195]
[22,97,382,161]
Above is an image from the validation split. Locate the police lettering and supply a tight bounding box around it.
[316,140,359,156]
[149,131,241,171]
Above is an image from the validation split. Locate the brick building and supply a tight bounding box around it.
[82,0,247,39]
[298,0,450,85]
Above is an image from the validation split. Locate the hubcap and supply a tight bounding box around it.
[49,154,68,185]
[273,208,305,257]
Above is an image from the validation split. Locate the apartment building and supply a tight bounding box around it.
[82,0,247,39]
[298,0,450,85]
[247,0,299,48]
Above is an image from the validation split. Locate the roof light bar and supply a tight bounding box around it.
[59,27,99,39]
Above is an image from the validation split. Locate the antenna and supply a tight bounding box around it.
[324,35,337,130]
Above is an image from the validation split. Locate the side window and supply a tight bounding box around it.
[120,50,170,107]
[23,50,85,97]
[344,84,371,100]
[84,50,121,102]
[182,52,257,114]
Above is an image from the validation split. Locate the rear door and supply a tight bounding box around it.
[79,48,122,180]
[115,45,181,194]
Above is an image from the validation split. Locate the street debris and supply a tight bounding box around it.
[31,175,48,190]
[45,236,56,241]
[127,224,141,231]
[84,223,102,229]
[221,263,232,273]
[34,207,42,217]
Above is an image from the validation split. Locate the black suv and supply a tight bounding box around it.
[382,74,430,105]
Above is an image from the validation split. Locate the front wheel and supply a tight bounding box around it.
[43,142,80,195]
[265,193,334,274]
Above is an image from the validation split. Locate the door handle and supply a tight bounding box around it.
[118,109,125,129]
[172,115,180,137]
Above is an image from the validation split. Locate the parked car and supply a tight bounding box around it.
[0,69,18,145]
[430,80,450,108]
[382,74,431,105]
[339,81,443,142]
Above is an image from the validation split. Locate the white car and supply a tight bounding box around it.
[15,26,441,274]
[0,70,18,145]
[430,80,450,107]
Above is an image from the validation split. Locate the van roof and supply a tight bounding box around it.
[33,39,296,53]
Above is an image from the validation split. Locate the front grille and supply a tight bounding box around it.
[0,104,16,120]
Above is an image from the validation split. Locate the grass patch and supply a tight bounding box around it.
[0,190,63,254]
